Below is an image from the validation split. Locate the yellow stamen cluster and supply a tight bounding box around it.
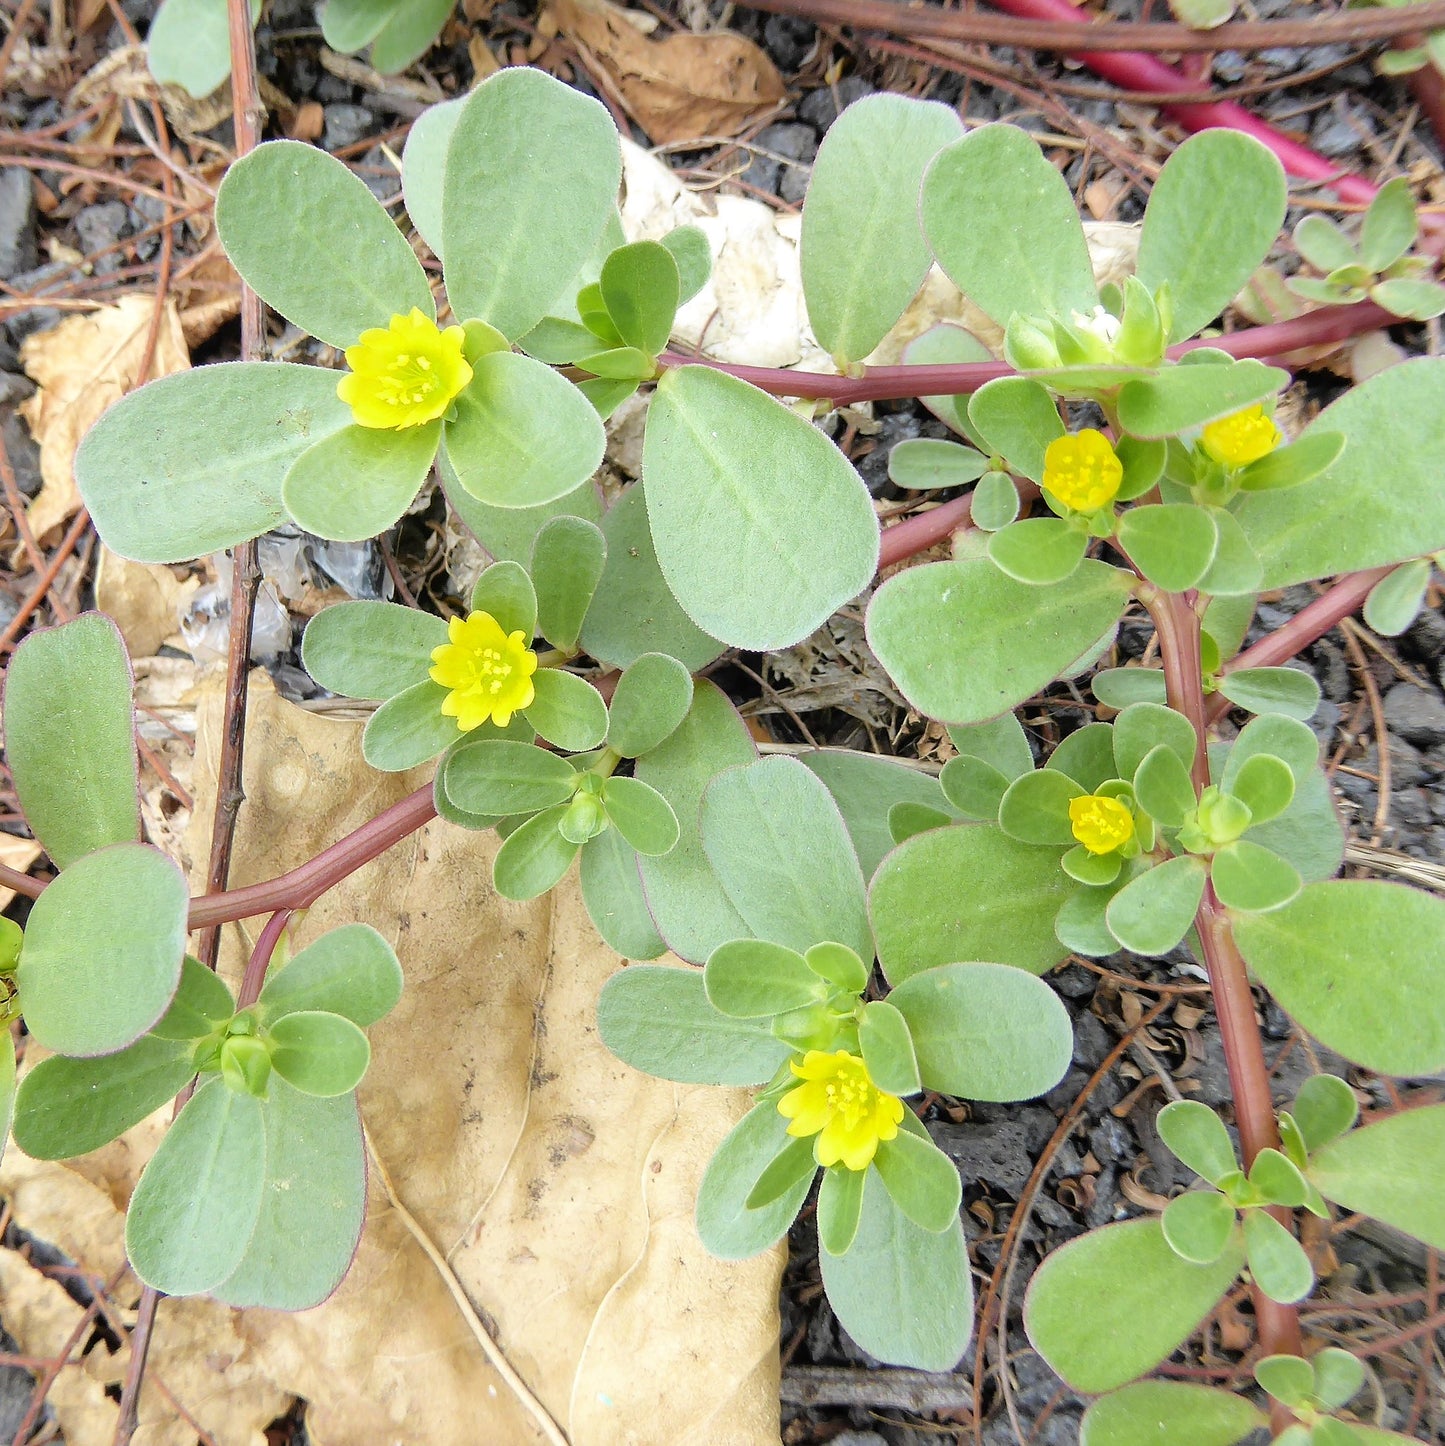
[337,307,472,430]
[777,1049,905,1172]
[1068,794,1136,856]
[1043,429,1124,514]
[428,610,538,732]
[1199,404,1283,468]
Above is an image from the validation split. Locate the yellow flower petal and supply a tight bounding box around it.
[338,307,473,430]
[1068,793,1135,855]
[1042,429,1123,514]
[773,1050,905,1174]
[427,608,539,733]
[1200,404,1283,468]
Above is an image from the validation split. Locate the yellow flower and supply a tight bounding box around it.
[428,611,538,731]
[1043,430,1123,514]
[777,1049,904,1172]
[337,307,472,430]
[1200,404,1283,468]
[1069,794,1136,856]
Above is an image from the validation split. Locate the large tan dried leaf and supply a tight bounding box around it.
[19,294,189,543]
[549,0,783,143]
[94,547,197,659]
[181,675,783,1446]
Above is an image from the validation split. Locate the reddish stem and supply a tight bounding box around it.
[236,909,291,1011]
[658,298,1396,404]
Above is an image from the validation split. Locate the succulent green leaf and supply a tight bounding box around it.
[1309,1103,1445,1251]
[889,803,952,844]
[1364,558,1432,637]
[1053,877,1123,958]
[643,366,879,650]
[901,323,994,442]
[126,1080,266,1295]
[922,124,1097,326]
[365,0,452,72]
[78,363,353,562]
[1242,360,1445,586]
[887,439,990,491]
[745,1136,820,1212]
[146,0,260,96]
[1222,714,1318,791]
[1162,1189,1236,1264]
[467,561,536,640]
[256,924,402,1029]
[1243,1208,1313,1303]
[696,1101,812,1259]
[301,601,446,702]
[815,1164,865,1256]
[150,956,236,1041]
[1105,855,1206,957]
[217,141,431,348]
[701,756,872,960]
[820,1168,973,1370]
[600,776,679,857]
[282,420,438,543]
[1211,840,1301,913]
[442,67,622,340]
[1361,176,1418,273]
[987,518,1088,586]
[874,1129,962,1233]
[705,938,825,1020]
[1080,1381,1265,1446]
[1254,1353,1317,1409]
[524,668,608,751]
[399,93,466,258]
[18,843,187,1056]
[210,1080,364,1310]
[868,559,1132,725]
[949,714,1035,778]
[888,961,1072,1101]
[320,0,397,52]
[1062,844,1121,886]
[966,377,1064,483]
[442,739,576,816]
[444,351,605,509]
[1248,1147,1311,1208]
[635,682,755,962]
[971,470,1022,531]
[872,824,1077,979]
[581,485,725,671]
[857,1000,921,1097]
[361,680,457,771]
[1115,503,1219,591]
[5,614,138,869]
[1293,1073,1359,1152]
[1226,752,1295,825]
[1236,430,1345,493]
[580,831,667,961]
[1312,1348,1367,1411]
[1294,214,1358,274]
[1024,1216,1244,1392]
[998,767,1084,846]
[1216,666,1320,721]
[1234,881,1445,1076]
[443,464,601,571]
[597,964,790,1084]
[492,805,581,901]
[1157,1099,1237,1184]
[267,1011,370,1098]
[606,653,694,759]
[1370,276,1445,321]
[1132,743,1198,829]
[1136,131,1287,342]
[1117,360,1287,438]
[1047,722,1118,793]
[1093,668,1168,709]
[799,750,957,879]
[805,942,869,994]
[940,755,1011,821]
[531,516,606,652]
[12,1035,193,1161]
[598,241,679,357]
[1112,703,1197,785]
[801,95,963,365]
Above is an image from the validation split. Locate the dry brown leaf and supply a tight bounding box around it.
[94,547,197,659]
[186,676,783,1446]
[549,0,783,144]
[19,295,189,543]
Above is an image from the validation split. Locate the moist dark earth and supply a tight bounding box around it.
[1,2,1444,1443]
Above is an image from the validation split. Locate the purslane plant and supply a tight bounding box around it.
[3,67,1440,1439]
